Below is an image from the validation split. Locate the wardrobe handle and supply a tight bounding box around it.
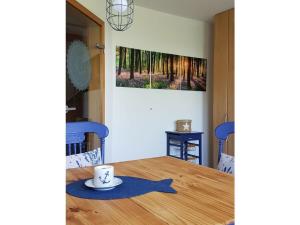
[224,113,228,122]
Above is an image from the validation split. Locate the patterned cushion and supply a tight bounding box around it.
[218,153,234,174]
[66,148,102,169]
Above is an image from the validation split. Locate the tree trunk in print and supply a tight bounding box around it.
[187,57,192,89]
[196,58,200,77]
[118,47,123,75]
[123,48,127,69]
[176,56,179,77]
[134,49,138,72]
[203,60,207,76]
[159,53,162,74]
[191,58,194,78]
[170,55,174,82]
[161,53,165,75]
[138,50,142,74]
[182,57,186,81]
[147,52,150,74]
[174,56,177,77]
[157,53,161,73]
[199,59,203,76]
[130,48,134,79]
[178,56,181,78]
[151,52,156,74]
[166,55,169,79]
[180,57,183,80]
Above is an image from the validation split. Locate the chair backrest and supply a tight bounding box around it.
[66,121,109,164]
[215,121,234,162]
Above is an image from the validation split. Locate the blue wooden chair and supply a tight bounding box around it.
[66,122,109,168]
[215,121,234,173]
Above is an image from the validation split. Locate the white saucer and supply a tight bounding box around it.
[84,177,123,191]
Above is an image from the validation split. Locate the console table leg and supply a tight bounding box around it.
[167,137,170,156]
[184,141,188,161]
[180,141,184,160]
[199,137,202,165]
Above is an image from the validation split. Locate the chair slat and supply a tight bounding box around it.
[79,143,82,154]
[67,144,71,156]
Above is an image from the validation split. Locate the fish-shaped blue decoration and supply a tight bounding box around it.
[66,176,177,200]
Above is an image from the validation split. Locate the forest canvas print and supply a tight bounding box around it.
[116,46,207,91]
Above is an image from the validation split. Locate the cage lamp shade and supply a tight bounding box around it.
[106,0,134,31]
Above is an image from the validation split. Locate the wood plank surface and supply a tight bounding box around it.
[66,157,234,225]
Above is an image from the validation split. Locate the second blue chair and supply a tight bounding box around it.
[215,121,234,174]
[215,121,234,162]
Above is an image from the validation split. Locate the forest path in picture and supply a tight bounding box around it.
[116,46,207,91]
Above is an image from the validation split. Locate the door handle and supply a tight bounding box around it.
[66,105,76,113]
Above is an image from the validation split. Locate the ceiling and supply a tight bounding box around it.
[135,0,234,22]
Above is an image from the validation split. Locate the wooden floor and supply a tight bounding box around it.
[67,156,234,225]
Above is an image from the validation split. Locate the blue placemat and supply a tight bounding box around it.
[66,176,177,200]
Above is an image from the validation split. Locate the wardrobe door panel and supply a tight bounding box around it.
[227,9,235,156]
[212,11,229,168]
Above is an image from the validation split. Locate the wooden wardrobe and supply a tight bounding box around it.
[212,8,234,168]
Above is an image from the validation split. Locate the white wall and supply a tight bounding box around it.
[77,0,212,166]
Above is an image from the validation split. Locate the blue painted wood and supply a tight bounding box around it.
[79,143,82,154]
[100,138,105,164]
[66,122,109,164]
[166,136,170,156]
[74,143,77,155]
[165,131,203,165]
[198,137,202,164]
[68,144,71,156]
[215,121,234,162]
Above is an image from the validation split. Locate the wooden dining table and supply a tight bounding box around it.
[66,156,234,225]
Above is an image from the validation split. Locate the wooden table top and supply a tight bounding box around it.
[66,156,234,225]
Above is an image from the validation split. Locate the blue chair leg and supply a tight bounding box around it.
[218,141,224,162]
[100,138,105,164]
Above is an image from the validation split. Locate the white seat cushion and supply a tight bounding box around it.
[66,148,102,169]
[217,153,234,174]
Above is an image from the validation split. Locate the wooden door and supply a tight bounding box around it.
[66,0,105,149]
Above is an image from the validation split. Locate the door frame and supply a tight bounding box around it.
[67,0,105,123]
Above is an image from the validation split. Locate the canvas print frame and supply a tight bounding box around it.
[116,46,207,91]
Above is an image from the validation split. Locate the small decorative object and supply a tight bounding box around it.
[67,40,91,91]
[106,0,134,31]
[81,165,123,191]
[93,165,114,188]
[176,119,192,132]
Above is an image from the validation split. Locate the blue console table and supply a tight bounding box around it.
[166,131,203,165]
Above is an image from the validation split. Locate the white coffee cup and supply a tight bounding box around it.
[93,165,114,188]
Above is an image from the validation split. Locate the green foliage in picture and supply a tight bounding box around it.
[151,81,168,89]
